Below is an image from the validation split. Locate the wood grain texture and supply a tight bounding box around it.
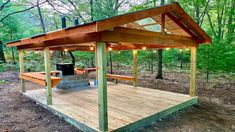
[24,83,197,131]
[19,49,25,92]
[96,42,108,131]
[132,50,138,87]
[44,47,52,105]
[190,47,197,96]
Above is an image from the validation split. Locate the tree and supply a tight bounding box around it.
[155,0,164,79]
[0,40,6,63]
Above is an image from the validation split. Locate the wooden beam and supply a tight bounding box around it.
[17,33,100,50]
[44,47,52,105]
[141,22,158,27]
[166,12,197,40]
[101,27,198,47]
[19,49,25,92]
[96,3,177,31]
[133,50,138,87]
[190,47,197,97]
[7,23,97,47]
[174,4,212,43]
[96,42,108,131]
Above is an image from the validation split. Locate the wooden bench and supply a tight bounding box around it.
[107,74,135,84]
[20,72,62,88]
[74,68,96,75]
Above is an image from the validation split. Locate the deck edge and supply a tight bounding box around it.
[21,92,97,132]
[113,97,198,132]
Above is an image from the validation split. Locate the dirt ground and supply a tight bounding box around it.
[0,70,235,132]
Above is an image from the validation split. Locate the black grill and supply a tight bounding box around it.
[56,63,74,76]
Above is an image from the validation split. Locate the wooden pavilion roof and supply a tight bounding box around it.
[7,2,211,51]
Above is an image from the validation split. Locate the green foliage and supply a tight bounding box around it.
[0,0,234,75]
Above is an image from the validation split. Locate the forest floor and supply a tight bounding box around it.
[0,69,235,132]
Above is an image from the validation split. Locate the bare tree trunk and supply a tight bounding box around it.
[10,32,16,64]
[156,0,165,79]
[151,51,154,74]
[90,0,94,21]
[227,0,235,35]
[36,0,46,33]
[180,53,183,69]
[194,0,200,24]
[0,41,6,63]
[156,49,163,79]
[206,48,210,82]
[109,51,113,74]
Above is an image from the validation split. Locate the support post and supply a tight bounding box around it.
[133,50,138,87]
[19,49,25,92]
[96,42,108,132]
[44,47,52,105]
[190,47,197,97]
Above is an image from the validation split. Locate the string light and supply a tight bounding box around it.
[165,48,170,50]
[90,46,94,51]
[153,50,157,53]
[50,51,54,53]
[117,51,121,54]
[26,50,30,54]
[108,47,112,51]
[186,48,189,51]
[34,50,40,54]
[64,48,68,52]
[142,47,146,50]
[179,49,183,52]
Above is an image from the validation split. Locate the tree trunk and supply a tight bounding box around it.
[156,49,163,79]
[206,47,210,82]
[151,52,154,74]
[194,0,200,24]
[109,51,113,74]
[10,32,16,64]
[90,0,94,21]
[36,0,46,33]
[156,0,165,79]
[0,41,6,63]
[180,52,183,69]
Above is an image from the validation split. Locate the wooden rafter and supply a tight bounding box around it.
[7,2,211,50]
[101,27,198,47]
[8,23,96,47]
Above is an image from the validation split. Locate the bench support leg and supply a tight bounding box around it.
[133,50,138,87]
[96,42,108,132]
[19,49,25,92]
[190,47,197,97]
[44,47,52,105]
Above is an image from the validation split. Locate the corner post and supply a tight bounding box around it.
[96,42,108,132]
[190,47,197,96]
[44,47,52,105]
[19,49,25,92]
[133,50,138,87]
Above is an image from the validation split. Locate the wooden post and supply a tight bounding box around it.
[133,50,138,87]
[19,49,25,92]
[190,47,197,97]
[96,42,108,132]
[44,47,52,105]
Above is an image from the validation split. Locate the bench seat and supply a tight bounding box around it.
[20,72,62,88]
[107,74,134,81]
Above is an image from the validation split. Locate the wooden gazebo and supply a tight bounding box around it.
[7,2,211,132]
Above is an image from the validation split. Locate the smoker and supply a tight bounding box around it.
[56,63,74,76]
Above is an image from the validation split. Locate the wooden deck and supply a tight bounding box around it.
[23,82,197,132]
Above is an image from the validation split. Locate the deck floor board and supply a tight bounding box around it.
[24,82,196,131]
